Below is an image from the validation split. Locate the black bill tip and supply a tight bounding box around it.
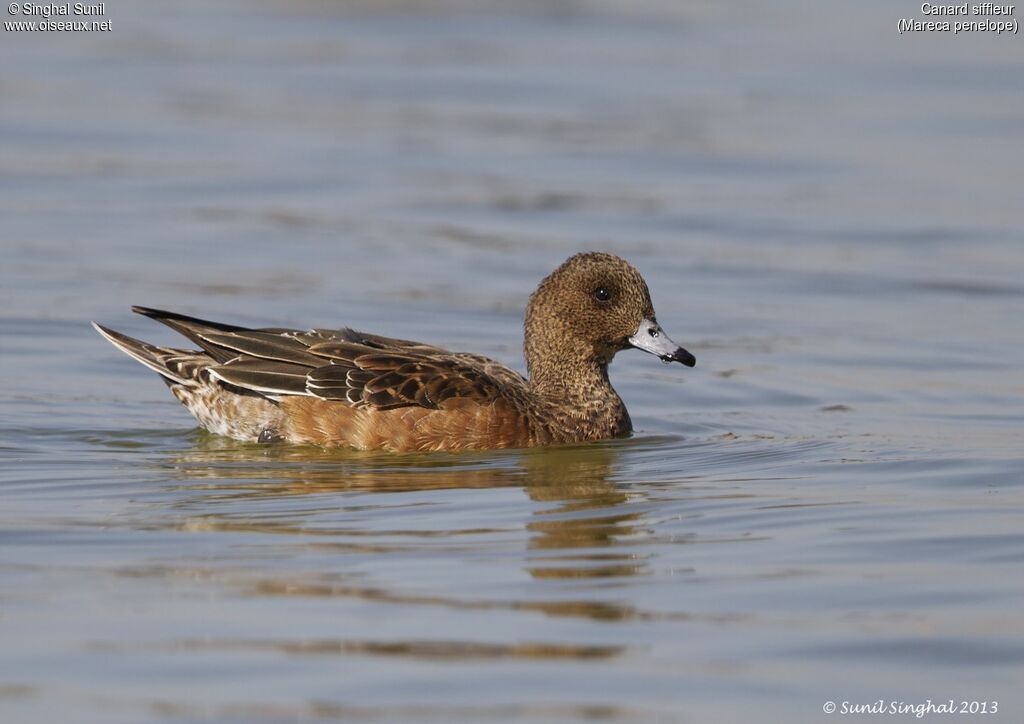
[661,347,696,367]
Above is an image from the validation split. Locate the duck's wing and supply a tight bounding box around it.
[300,344,521,409]
[132,307,523,410]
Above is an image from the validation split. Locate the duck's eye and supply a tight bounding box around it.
[593,287,612,303]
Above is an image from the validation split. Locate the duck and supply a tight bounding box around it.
[93,252,696,452]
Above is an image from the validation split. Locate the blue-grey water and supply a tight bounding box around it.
[2,2,1023,722]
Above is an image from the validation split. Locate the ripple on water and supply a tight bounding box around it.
[3,0,1024,718]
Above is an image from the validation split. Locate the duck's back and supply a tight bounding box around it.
[98,307,552,452]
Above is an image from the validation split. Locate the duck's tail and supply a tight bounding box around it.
[92,313,285,441]
[91,321,204,387]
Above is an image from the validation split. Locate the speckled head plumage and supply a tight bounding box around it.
[524,252,693,386]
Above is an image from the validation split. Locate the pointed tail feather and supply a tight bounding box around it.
[92,322,194,385]
[130,306,248,363]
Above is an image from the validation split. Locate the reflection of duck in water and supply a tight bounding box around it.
[167,439,647,583]
[518,445,651,583]
[95,253,695,452]
[167,433,625,501]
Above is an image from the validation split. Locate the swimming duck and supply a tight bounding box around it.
[93,252,695,452]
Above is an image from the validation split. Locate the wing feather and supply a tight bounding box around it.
[209,358,312,397]
[128,307,524,410]
[200,331,325,367]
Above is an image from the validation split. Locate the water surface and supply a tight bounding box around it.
[2,1,1023,722]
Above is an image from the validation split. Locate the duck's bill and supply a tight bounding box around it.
[628,318,696,367]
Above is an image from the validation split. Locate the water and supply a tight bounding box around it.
[2,1,1023,722]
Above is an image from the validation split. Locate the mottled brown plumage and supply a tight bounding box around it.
[93,252,696,452]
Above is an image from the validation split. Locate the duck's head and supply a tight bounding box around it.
[524,252,695,382]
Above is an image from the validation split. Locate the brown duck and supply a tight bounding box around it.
[94,252,696,452]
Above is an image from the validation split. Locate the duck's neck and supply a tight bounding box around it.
[526,348,632,440]
[528,354,610,402]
